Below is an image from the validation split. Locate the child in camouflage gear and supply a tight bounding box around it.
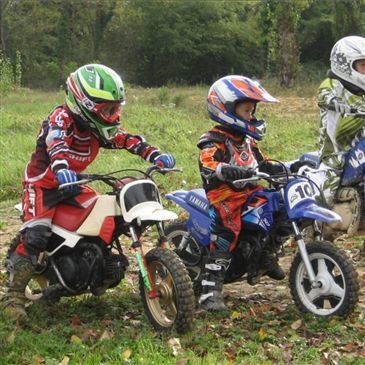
[318,36,365,198]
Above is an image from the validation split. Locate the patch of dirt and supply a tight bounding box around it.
[0,205,21,257]
[224,250,365,314]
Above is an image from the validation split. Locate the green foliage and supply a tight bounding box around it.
[332,0,364,40]
[0,51,22,92]
[0,0,364,88]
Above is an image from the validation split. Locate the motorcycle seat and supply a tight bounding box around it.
[186,189,210,216]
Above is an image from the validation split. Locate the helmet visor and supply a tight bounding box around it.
[95,102,122,124]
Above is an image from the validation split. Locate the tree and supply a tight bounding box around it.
[332,0,364,40]
[262,0,311,87]
[103,0,265,85]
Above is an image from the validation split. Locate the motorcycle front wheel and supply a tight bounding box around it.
[139,247,195,333]
[289,241,359,317]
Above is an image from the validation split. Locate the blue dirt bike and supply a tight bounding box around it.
[165,169,359,317]
[292,108,365,239]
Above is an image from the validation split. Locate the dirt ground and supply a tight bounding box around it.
[1,205,364,315]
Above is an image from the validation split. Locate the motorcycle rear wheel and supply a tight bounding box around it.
[139,247,195,333]
[289,241,359,317]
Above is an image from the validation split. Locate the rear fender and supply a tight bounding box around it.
[166,191,211,246]
[186,211,211,246]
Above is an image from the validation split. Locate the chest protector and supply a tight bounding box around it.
[198,130,259,169]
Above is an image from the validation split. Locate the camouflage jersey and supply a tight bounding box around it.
[318,76,365,170]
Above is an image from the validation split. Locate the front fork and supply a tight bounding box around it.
[129,226,157,299]
[291,221,321,288]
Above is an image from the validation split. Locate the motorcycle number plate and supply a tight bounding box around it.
[287,181,315,209]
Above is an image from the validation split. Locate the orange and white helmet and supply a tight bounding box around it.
[207,75,278,140]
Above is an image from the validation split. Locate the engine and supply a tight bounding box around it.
[50,243,128,295]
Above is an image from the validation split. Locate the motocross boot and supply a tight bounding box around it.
[198,251,231,311]
[261,249,285,281]
[0,253,35,320]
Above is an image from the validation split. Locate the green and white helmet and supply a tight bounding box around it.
[66,64,126,140]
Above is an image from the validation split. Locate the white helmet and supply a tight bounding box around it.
[330,35,365,91]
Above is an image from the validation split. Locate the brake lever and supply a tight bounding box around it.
[58,179,91,190]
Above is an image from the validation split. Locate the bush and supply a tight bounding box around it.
[0,51,22,92]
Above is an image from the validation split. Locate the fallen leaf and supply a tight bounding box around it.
[82,329,99,340]
[283,350,293,363]
[99,330,113,341]
[248,307,256,317]
[225,348,236,361]
[71,314,81,327]
[291,319,302,330]
[7,331,16,344]
[340,343,354,352]
[167,337,183,356]
[121,348,132,360]
[32,354,45,364]
[267,319,281,326]
[57,356,70,365]
[70,335,82,344]
[130,319,142,327]
[176,359,188,365]
[230,310,241,320]
[258,327,267,341]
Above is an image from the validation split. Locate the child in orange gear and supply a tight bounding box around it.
[198,76,287,311]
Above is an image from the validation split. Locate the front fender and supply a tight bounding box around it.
[290,201,341,224]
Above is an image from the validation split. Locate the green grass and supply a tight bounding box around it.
[1,85,364,364]
[1,294,364,364]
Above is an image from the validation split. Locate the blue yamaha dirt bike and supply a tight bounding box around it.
[292,108,365,239]
[165,170,359,317]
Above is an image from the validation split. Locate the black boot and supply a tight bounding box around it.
[0,253,36,319]
[261,249,285,281]
[198,251,231,311]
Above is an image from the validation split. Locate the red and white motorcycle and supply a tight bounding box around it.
[8,166,195,333]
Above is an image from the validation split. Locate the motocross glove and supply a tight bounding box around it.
[56,169,79,193]
[330,97,351,116]
[290,160,317,173]
[216,163,254,181]
[154,153,176,168]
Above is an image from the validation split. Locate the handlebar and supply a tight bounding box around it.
[232,170,302,189]
[327,104,365,116]
[58,166,182,190]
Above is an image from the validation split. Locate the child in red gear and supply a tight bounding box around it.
[1,64,175,319]
[198,76,286,311]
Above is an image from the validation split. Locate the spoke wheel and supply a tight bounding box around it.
[139,247,195,333]
[289,241,359,317]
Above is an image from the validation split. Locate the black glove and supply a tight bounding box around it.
[217,163,254,181]
[290,160,317,173]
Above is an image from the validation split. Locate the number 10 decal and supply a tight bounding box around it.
[287,180,315,209]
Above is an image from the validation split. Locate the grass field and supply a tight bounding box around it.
[0,85,364,364]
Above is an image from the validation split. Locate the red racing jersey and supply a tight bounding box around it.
[24,105,161,189]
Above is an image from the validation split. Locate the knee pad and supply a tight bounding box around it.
[23,226,52,257]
